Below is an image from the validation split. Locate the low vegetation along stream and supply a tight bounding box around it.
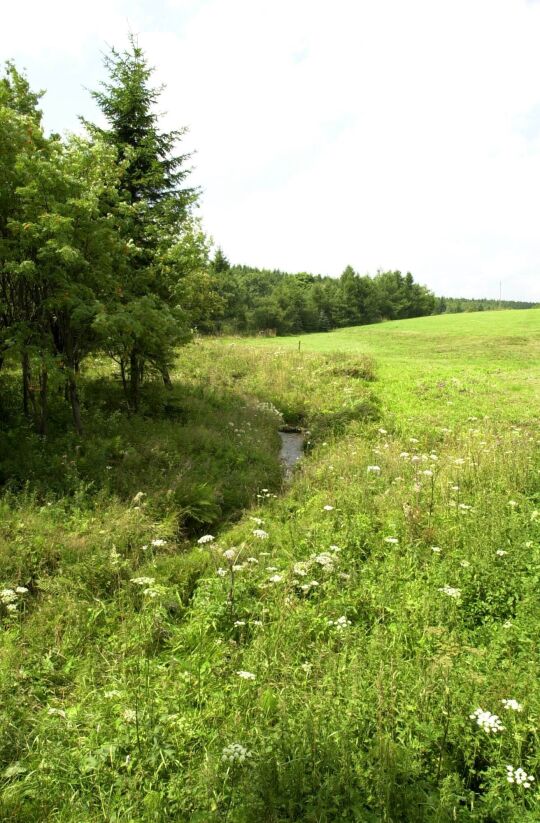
[0,310,538,822]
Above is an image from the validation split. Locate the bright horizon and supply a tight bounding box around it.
[2,0,540,302]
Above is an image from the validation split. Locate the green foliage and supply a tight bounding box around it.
[209,263,439,336]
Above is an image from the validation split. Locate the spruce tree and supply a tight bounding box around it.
[84,35,197,409]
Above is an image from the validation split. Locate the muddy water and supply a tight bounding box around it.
[278,430,304,482]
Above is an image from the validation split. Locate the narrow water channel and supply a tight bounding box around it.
[278,430,304,482]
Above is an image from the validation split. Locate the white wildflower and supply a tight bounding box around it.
[151,538,167,547]
[501,698,523,712]
[323,505,334,511]
[236,670,256,680]
[384,537,399,544]
[328,615,352,629]
[233,620,246,627]
[0,589,17,604]
[130,576,155,587]
[216,568,227,577]
[221,742,253,765]
[367,465,381,474]
[431,546,442,554]
[496,549,508,557]
[197,534,215,545]
[438,585,461,599]
[15,586,28,594]
[460,560,471,568]
[314,553,334,568]
[246,557,259,564]
[223,549,236,561]
[469,708,505,734]
[506,765,534,788]
[268,574,282,583]
[250,517,264,525]
[123,709,137,723]
[253,529,269,539]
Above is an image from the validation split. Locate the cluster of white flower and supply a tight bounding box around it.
[236,670,256,680]
[197,534,215,545]
[268,574,282,583]
[323,505,334,511]
[314,552,335,572]
[151,538,167,547]
[256,488,276,500]
[123,708,137,723]
[384,537,399,545]
[130,576,155,587]
[501,698,523,712]
[221,742,253,765]
[0,586,28,615]
[252,529,269,539]
[506,765,534,788]
[367,465,381,474]
[470,708,505,734]
[328,615,352,630]
[438,585,461,599]
[495,549,508,557]
[223,549,237,562]
[298,580,319,594]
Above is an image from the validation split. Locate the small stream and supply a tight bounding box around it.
[278,429,304,482]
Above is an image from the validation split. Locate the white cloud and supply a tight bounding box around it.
[3,0,540,299]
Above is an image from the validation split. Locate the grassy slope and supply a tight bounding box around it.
[0,309,539,822]
[247,308,540,426]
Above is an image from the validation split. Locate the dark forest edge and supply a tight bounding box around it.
[205,255,538,337]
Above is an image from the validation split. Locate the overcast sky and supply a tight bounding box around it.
[2,0,540,301]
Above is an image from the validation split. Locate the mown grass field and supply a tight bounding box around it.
[0,309,538,822]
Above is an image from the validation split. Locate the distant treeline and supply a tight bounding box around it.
[206,253,537,335]
[434,296,537,313]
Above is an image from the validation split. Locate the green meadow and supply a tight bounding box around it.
[0,308,539,822]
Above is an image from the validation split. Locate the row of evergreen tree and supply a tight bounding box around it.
[206,254,536,336]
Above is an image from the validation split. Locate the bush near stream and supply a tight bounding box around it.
[0,325,539,822]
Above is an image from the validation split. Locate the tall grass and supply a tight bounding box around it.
[0,311,538,821]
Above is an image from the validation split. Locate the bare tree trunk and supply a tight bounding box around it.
[37,364,48,436]
[67,371,83,435]
[129,349,139,412]
[161,365,172,388]
[22,351,31,418]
